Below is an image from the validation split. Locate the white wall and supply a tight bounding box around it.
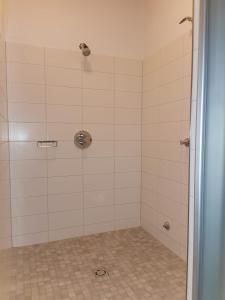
[5,0,146,59]
[145,0,193,56]
[141,32,192,259]
[141,0,193,260]
[3,0,194,256]
[7,43,142,247]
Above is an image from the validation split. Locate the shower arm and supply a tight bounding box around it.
[179,16,193,24]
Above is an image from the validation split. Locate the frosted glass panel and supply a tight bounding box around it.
[197,0,225,299]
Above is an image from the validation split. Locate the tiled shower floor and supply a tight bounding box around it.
[0,228,186,300]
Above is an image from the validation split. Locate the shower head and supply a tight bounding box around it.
[179,16,193,24]
[79,43,91,56]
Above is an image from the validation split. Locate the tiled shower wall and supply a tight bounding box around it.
[7,42,142,247]
[141,32,192,260]
[0,18,11,249]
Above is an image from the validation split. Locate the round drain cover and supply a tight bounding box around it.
[95,268,108,277]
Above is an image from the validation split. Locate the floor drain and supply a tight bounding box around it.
[95,268,109,277]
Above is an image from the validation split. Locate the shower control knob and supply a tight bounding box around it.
[74,130,92,149]
[180,138,190,147]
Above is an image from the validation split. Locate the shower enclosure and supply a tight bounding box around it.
[0,0,196,299]
[192,0,225,299]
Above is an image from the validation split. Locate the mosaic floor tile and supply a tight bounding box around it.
[0,227,186,300]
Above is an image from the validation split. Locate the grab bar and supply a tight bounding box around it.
[37,141,58,148]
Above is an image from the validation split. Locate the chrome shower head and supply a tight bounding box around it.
[79,43,91,56]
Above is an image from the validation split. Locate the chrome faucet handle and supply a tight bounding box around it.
[180,138,190,147]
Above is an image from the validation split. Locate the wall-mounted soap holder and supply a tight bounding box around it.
[37,141,58,148]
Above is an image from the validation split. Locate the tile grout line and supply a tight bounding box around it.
[81,56,85,236]
[113,57,116,231]
[44,47,50,242]
[4,41,14,248]
[140,59,144,229]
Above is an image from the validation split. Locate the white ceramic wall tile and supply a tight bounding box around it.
[47,141,81,159]
[83,141,114,158]
[0,36,11,249]
[143,71,159,92]
[49,226,83,242]
[46,67,82,87]
[47,158,82,177]
[159,122,180,142]
[82,54,114,73]
[0,179,10,200]
[7,42,44,65]
[115,141,141,157]
[0,121,9,141]
[0,101,8,118]
[115,188,140,205]
[183,54,192,76]
[9,122,46,141]
[7,83,45,103]
[116,218,140,230]
[11,196,47,217]
[83,174,114,191]
[0,218,11,238]
[48,176,82,195]
[115,108,141,125]
[115,125,141,141]
[84,124,114,141]
[161,37,183,65]
[47,105,82,123]
[115,172,141,189]
[48,193,83,213]
[47,123,81,141]
[7,63,45,84]
[10,159,47,179]
[85,221,114,235]
[83,107,114,124]
[49,210,83,230]
[11,178,47,198]
[0,237,12,249]
[12,214,48,236]
[159,101,181,123]
[115,157,141,173]
[8,103,46,122]
[159,78,185,104]
[159,58,183,86]
[0,161,10,180]
[83,72,114,90]
[46,48,81,69]
[115,58,142,76]
[115,203,140,220]
[141,34,191,260]
[84,206,114,225]
[115,74,142,92]
[47,86,82,106]
[6,43,142,247]
[10,141,47,160]
[84,190,114,208]
[13,232,48,247]
[83,89,114,107]
[0,198,11,219]
[115,91,141,108]
[83,157,114,174]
